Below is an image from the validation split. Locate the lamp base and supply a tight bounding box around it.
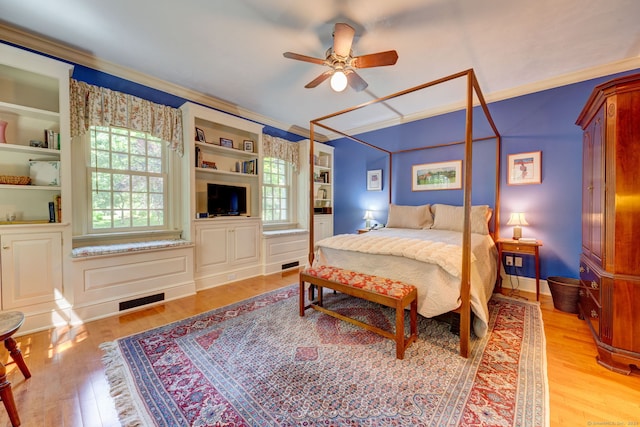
[512,226,522,240]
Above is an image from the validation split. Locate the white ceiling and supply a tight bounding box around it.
[1,0,640,136]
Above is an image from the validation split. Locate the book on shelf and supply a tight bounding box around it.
[54,194,62,222]
[45,129,59,150]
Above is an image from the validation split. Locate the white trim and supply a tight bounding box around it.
[0,24,313,139]
[3,22,638,141]
[501,273,551,297]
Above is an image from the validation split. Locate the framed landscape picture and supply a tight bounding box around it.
[508,151,541,185]
[412,160,462,191]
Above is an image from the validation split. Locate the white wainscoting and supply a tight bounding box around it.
[68,245,196,326]
[262,229,309,275]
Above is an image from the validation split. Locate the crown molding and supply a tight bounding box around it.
[323,56,640,139]
[2,23,638,142]
[0,23,312,139]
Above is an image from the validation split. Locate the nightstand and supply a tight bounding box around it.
[357,228,370,234]
[496,238,543,301]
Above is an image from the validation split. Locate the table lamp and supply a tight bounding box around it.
[363,210,375,229]
[506,212,528,240]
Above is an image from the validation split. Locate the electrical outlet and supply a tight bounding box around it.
[515,257,523,267]
[505,256,514,266]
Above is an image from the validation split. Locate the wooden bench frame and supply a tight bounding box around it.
[299,269,418,359]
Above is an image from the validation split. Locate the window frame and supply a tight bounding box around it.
[262,156,298,229]
[71,125,182,244]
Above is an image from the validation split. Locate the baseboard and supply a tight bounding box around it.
[17,280,196,337]
[500,273,550,297]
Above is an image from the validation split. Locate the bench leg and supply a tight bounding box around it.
[299,278,305,317]
[410,298,417,339]
[395,302,406,359]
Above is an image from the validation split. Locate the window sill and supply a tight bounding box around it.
[71,239,193,259]
[262,228,308,238]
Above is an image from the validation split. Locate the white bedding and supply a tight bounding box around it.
[314,227,498,337]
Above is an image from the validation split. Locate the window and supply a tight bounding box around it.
[262,157,293,223]
[88,126,167,232]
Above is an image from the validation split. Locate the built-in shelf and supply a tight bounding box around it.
[0,100,60,122]
[195,167,258,178]
[0,184,61,191]
[0,142,60,156]
[195,141,256,159]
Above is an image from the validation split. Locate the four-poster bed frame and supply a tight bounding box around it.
[307,69,502,357]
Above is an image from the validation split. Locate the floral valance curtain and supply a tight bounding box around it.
[262,134,300,172]
[70,79,183,156]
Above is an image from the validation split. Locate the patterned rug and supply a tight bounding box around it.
[101,285,548,426]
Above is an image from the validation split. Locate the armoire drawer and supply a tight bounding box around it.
[580,261,601,303]
[578,286,600,335]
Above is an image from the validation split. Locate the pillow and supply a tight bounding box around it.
[431,204,491,235]
[386,204,433,229]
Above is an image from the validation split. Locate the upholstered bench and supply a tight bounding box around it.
[299,265,418,359]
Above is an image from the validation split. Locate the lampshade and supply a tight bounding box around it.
[506,212,528,226]
[330,70,348,92]
[363,210,374,228]
[506,212,528,240]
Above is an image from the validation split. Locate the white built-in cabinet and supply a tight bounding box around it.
[300,140,334,244]
[0,44,73,333]
[181,102,264,289]
[195,218,261,287]
[1,231,63,309]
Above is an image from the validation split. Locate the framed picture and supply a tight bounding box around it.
[243,140,254,152]
[507,151,542,185]
[367,169,382,191]
[412,160,462,191]
[220,138,233,148]
[195,127,206,143]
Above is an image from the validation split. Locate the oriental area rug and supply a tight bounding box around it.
[101,285,548,427]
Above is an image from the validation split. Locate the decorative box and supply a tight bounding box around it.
[29,160,60,186]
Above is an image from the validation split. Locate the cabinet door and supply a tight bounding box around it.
[314,216,334,244]
[1,232,62,309]
[582,107,605,266]
[196,226,229,272]
[231,222,259,265]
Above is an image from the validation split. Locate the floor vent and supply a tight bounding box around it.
[282,261,299,270]
[119,293,165,311]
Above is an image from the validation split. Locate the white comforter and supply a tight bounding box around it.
[314,228,498,337]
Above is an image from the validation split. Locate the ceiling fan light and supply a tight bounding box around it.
[330,70,348,92]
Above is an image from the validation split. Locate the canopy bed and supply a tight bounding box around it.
[307,69,502,357]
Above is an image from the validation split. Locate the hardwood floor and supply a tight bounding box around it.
[0,271,638,426]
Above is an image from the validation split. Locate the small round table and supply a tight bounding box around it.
[0,311,31,427]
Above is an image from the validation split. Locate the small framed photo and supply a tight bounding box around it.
[243,140,254,152]
[412,160,462,191]
[195,127,206,143]
[367,169,382,191]
[220,138,233,148]
[508,151,542,185]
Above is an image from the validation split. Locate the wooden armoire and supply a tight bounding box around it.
[576,73,640,374]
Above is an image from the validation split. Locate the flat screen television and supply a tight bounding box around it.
[207,183,248,216]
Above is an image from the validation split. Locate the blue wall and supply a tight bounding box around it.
[332,69,639,280]
[21,41,638,280]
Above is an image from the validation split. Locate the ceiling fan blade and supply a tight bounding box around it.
[283,52,326,65]
[305,70,333,88]
[333,23,355,57]
[351,50,399,68]
[347,71,368,92]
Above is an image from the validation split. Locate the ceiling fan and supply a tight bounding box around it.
[283,23,398,92]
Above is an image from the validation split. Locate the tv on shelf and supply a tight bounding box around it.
[207,183,248,216]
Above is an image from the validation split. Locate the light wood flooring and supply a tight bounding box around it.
[0,270,638,426]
